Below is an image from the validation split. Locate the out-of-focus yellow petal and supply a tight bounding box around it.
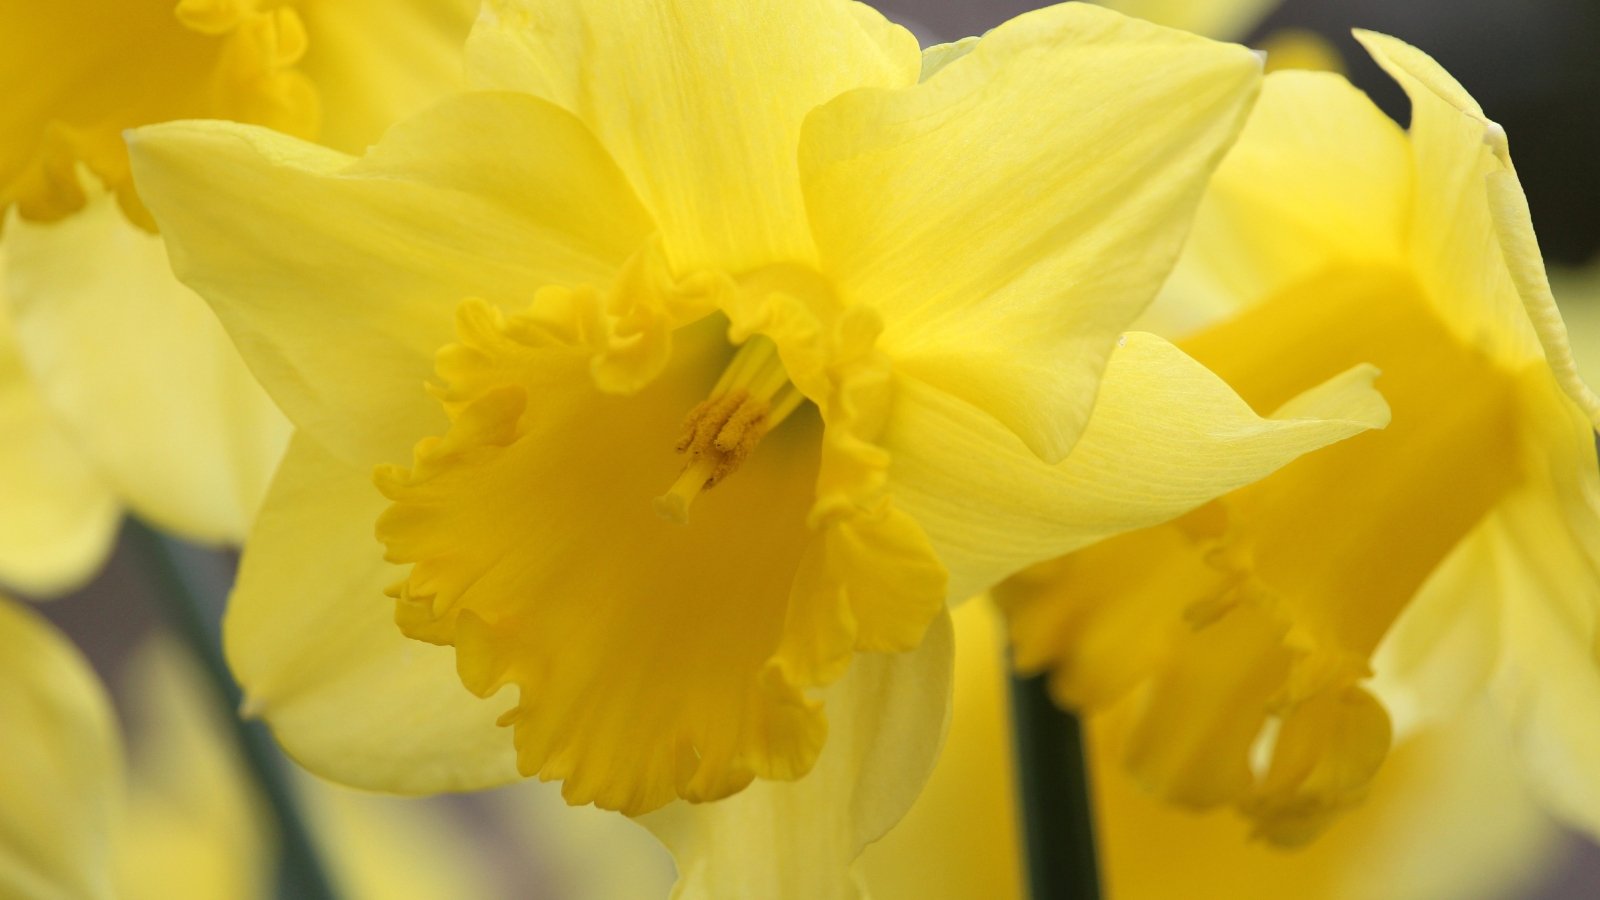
[128,93,654,467]
[225,433,518,794]
[0,596,120,900]
[304,786,504,900]
[1094,697,1558,900]
[1097,0,1280,40]
[857,601,1021,900]
[466,0,919,272]
[1463,378,1600,839]
[884,331,1388,601]
[115,638,267,900]
[0,275,117,596]
[801,3,1260,462]
[5,190,288,543]
[1258,28,1345,74]
[0,0,317,229]
[297,0,477,155]
[641,610,953,900]
[1142,71,1410,338]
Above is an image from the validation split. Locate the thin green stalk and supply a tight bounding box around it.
[1009,672,1101,900]
[126,520,339,900]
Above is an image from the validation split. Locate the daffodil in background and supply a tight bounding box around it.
[0,0,477,595]
[125,0,1402,892]
[857,602,1562,900]
[999,32,1600,847]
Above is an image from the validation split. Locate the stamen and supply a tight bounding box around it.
[655,337,805,524]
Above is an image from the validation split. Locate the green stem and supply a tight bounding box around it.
[126,520,340,900]
[1009,672,1101,900]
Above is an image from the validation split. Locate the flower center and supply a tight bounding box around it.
[655,335,805,524]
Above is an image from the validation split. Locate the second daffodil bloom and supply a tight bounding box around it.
[129,1,1390,890]
[999,33,1600,846]
[0,0,476,594]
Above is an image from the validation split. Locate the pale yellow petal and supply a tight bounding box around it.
[1473,431,1600,837]
[802,3,1261,462]
[115,638,267,900]
[1361,29,1600,426]
[884,332,1389,601]
[467,0,920,272]
[856,601,1021,900]
[225,433,518,793]
[0,596,120,900]
[1370,508,1505,737]
[641,610,954,900]
[1141,70,1410,338]
[1354,31,1571,382]
[6,190,288,544]
[0,277,117,596]
[127,92,653,466]
[297,0,477,155]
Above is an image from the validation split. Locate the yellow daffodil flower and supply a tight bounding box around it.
[128,1,1392,891]
[999,32,1600,845]
[0,0,476,595]
[858,602,1561,900]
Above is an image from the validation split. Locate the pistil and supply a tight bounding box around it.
[655,336,804,524]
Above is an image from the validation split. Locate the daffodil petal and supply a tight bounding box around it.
[5,191,288,544]
[800,3,1261,463]
[114,637,268,900]
[1352,32,1557,369]
[296,0,477,155]
[0,596,120,900]
[225,433,518,793]
[1142,70,1411,338]
[856,601,1021,900]
[641,610,953,900]
[1370,510,1505,738]
[465,0,920,272]
[0,292,117,596]
[1476,378,1600,841]
[885,332,1390,601]
[127,91,653,466]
